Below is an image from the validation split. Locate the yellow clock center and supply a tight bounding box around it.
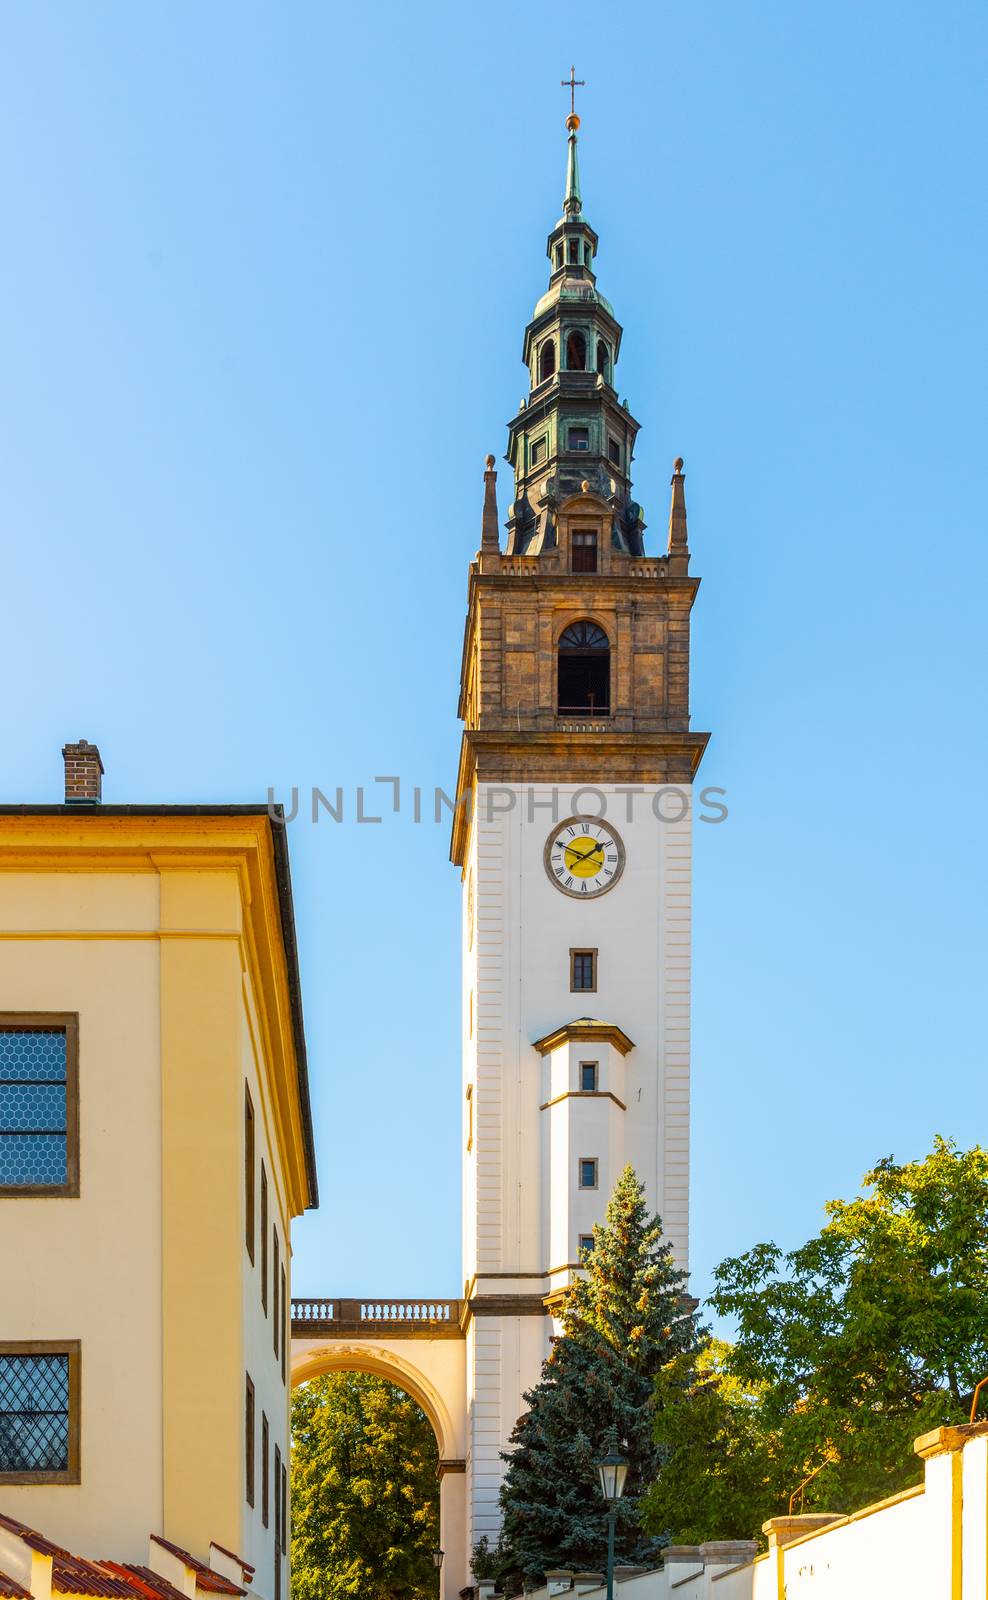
[563,834,605,878]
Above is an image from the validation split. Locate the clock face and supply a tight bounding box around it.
[544,816,626,899]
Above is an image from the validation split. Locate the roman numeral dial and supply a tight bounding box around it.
[543,816,626,899]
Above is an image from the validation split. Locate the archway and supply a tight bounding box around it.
[291,1340,467,1598]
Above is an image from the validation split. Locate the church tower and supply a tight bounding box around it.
[451,108,710,1554]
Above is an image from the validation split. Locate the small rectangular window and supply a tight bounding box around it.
[570,949,597,993]
[245,1087,255,1264]
[262,1413,270,1527]
[245,1373,255,1508]
[282,1265,288,1385]
[608,436,621,466]
[0,1016,79,1197]
[580,1061,599,1093]
[273,1231,281,1361]
[568,427,590,451]
[530,436,546,467]
[0,1341,81,1484]
[579,1233,595,1257]
[579,1157,599,1190]
[260,1164,269,1315]
[569,238,579,263]
[572,529,598,573]
[554,244,563,269]
[281,1458,288,1553]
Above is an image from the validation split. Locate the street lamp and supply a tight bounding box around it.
[596,1451,629,1600]
[431,1548,444,1596]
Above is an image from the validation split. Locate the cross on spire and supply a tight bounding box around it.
[561,65,585,121]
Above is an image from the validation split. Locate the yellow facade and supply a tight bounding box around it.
[0,809,316,1598]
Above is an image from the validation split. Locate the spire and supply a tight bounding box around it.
[481,455,500,551]
[564,113,582,217]
[667,457,689,571]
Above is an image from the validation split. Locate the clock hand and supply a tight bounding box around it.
[565,841,605,865]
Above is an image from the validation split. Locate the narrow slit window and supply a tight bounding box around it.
[260,1164,268,1314]
[245,1086,255,1264]
[282,1266,288,1384]
[607,436,621,466]
[580,1061,599,1092]
[273,1231,280,1360]
[245,1373,255,1507]
[579,1157,599,1190]
[262,1413,270,1527]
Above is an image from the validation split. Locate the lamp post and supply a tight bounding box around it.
[596,1451,629,1600]
[431,1548,444,1597]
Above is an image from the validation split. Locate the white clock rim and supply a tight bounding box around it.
[543,815,627,900]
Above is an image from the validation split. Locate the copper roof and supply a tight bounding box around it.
[0,1574,31,1600]
[148,1540,245,1597]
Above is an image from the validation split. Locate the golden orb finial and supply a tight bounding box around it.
[485,454,496,470]
[566,112,581,132]
[674,456,684,473]
[581,480,590,494]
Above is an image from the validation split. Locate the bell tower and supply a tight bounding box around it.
[451,109,709,1557]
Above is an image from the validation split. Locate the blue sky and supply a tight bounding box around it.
[1,1,986,1312]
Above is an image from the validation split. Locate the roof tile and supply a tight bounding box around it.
[148,1541,244,1597]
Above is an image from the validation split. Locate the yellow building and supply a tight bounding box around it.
[0,741,317,1600]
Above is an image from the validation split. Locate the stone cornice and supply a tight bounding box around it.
[533,1019,636,1057]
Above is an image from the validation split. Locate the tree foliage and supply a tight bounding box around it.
[495,1166,700,1586]
[291,1371,439,1600]
[645,1137,988,1544]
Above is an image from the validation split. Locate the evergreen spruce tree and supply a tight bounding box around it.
[494,1166,700,1586]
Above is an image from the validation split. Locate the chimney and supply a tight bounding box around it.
[62,740,104,805]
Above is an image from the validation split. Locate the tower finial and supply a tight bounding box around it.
[481,455,500,552]
[561,67,585,217]
[667,456,689,567]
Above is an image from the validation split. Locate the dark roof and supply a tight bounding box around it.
[207,1548,254,1579]
[148,1539,245,1596]
[0,803,317,1208]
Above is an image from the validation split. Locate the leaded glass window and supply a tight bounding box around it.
[0,1343,80,1482]
[0,1020,78,1195]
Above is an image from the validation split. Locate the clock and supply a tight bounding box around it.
[543,816,626,899]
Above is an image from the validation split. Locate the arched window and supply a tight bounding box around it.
[538,341,556,383]
[558,621,610,717]
[596,340,609,379]
[566,330,587,371]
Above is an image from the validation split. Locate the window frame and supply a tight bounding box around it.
[281,1265,288,1385]
[579,1157,599,1191]
[261,1411,270,1527]
[579,1061,599,1093]
[530,434,547,467]
[0,1339,81,1485]
[244,1085,255,1264]
[245,1372,255,1507]
[571,528,598,573]
[570,948,598,994]
[578,1233,595,1258]
[260,1162,268,1315]
[273,1229,281,1361]
[0,1013,79,1200]
[568,425,590,452]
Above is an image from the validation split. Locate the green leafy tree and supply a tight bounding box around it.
[496,1166,700,1586]
[645,1137,988,1544]
[291,1372,439,1600]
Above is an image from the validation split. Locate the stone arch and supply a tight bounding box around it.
[290,1342,458,1461]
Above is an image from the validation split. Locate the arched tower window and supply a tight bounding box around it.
[558,621,610,717]
[596,340,609,379]
[538,340,556,383]
[566,330,587,371]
